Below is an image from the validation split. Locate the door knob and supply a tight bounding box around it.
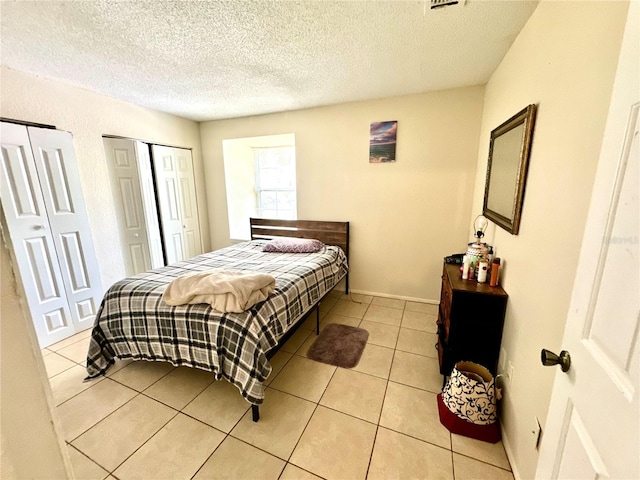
[34,224,46,230]
[541,349,571,372]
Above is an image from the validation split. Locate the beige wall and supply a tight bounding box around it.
[201,86,485,301]
[0,66,210,289]
[469,2,629,478]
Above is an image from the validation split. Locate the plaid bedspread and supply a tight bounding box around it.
[85,240,347,404]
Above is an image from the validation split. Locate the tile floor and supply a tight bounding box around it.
[43,291,514,480]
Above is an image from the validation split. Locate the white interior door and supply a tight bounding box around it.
[174,147,202,259]
[152,145,202,265]
[0,123,75,347]
[152,145,184,264]
[28,127,103,333]
[104,137,153,275]
[1,123,102,346]
[536,6,639,478]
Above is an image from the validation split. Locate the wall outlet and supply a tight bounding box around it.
[507,361,514,386]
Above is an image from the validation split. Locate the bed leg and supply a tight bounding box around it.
[252,405,260,422]
[316,303,320,335]
[345,274,349,295]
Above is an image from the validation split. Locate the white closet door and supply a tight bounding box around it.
[27,127,103,334]
[135,141,164,269]
[152,145,202,265]
[103,137,153,275]
[0,123,74,347]
[174,147,202,259]
[152,145,184,264]
[0,123,92,348]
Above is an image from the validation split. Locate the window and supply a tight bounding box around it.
[254,146,296,219]
[223,134,296,240]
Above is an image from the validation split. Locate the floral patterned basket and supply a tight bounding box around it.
[437,361,502,443]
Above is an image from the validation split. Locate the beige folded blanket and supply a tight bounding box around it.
[162,269,276,313]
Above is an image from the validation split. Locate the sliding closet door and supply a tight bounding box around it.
[0,122,101,347]
[151,145,202,264]
[104,137,154,275]
[173,147,202,259]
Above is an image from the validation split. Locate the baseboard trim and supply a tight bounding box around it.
[500,420,523,480]
[349,288,439,306]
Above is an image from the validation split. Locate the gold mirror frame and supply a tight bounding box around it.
[482,104,537,235]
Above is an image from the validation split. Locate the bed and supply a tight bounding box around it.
[85,218,349,421]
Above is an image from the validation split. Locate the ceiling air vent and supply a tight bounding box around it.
[430,0,466,9]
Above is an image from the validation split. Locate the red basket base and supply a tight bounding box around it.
[437,393,502,443]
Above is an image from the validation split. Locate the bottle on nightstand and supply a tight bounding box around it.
[489,258,501,287]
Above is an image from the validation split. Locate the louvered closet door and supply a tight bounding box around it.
[1,123,74,346]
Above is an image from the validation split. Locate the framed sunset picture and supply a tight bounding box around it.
[369,121,397,163]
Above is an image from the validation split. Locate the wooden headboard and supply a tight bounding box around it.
[249,218,349,261]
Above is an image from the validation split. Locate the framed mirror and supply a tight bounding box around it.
[482,104,537,235]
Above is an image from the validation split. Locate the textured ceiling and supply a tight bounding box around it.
[0,0,539,121]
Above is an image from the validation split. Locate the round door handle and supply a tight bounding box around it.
[134,233,139,238]
[34,224,46,230]
[541,349,571,372]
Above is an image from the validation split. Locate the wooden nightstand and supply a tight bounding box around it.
[436,263,508,379]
